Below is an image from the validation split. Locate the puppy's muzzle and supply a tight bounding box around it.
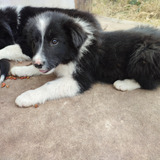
[33,59,45,69]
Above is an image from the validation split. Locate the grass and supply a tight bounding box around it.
[92,0,160,26]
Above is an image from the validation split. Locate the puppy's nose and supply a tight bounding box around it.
[34,59,44,69]
[34,63,43,69]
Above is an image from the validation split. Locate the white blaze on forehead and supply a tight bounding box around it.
[37,17,50,35]
[33,15,51,62]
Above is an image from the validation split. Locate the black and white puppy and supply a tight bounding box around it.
[0,6,101,82]
[10,11,160,107]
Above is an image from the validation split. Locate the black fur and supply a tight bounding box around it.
[0,59,10,80]
[0,7,18,80]
[97,29,160,90]
[75,27,160,91]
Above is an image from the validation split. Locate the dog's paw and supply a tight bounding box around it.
[0,75,5,83]
[113,79,141,91]
[15,90,41,107]
[11,65,42,77]
[10,66,25,77]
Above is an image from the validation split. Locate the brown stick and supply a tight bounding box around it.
[74,0,92,11]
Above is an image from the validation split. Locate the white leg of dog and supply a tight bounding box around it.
[11,64,55,77]
[113,79,141,91]
[11,65,42,77]
[0,75,5,83]
[0,44,30,61]
[15,77,80,107]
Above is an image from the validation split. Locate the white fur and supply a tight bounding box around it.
[0,44,30,61]
[55,62,76,77]
[36,15,50,34]
[11,62,76,77]
[33,14,51,64]
[113,79,141,91]
[12,62,78,107]
[11,65,42,77]
[74,18,96,59]
[0,5,9,10]
[0,75,5,83]
[16,77,80,107]
[16,6,24,26]
[15,6,23,14]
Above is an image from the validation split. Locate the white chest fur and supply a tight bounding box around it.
[55,62,77,77]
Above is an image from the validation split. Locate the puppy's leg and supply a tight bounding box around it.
[11,64,55,77]
[15,77,80,107]
[0,59,10,82]
[11,65,42,77]
[0,75,5,83]
[0,44,30,61]
[113,79,141,91]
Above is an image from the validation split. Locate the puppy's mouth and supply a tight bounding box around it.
[39,68,55,74]
[39,69,50,73]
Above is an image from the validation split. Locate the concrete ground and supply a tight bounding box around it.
[0,17,160,160]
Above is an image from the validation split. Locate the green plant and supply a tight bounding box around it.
[128,0,141,6]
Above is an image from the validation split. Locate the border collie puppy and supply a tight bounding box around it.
[0,6,101,82]
[10,11,160,107]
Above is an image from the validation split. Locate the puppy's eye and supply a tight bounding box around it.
[52,39,58,45]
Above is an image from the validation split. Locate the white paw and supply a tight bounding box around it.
[0,75,5,83]
[113,79,141,91]
[11,65,42,77]
[15,90,43,107]
[10,66,27,77]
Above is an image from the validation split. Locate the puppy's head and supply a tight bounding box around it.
[24,11,93,73]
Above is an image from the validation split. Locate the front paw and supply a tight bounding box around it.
[11,66,26,77]
[16,90,40,107]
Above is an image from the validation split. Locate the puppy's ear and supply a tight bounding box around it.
[64,20,87,49]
